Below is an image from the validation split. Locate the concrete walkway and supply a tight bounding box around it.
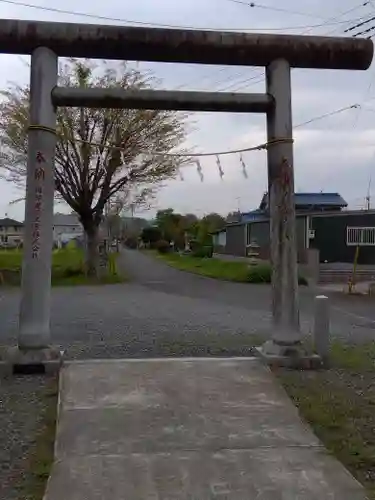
[45,358,368,499]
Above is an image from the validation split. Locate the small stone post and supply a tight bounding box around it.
[314,295,330,365]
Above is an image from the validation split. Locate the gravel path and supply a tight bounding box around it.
[0,249,374,361]
[0,375,56,500]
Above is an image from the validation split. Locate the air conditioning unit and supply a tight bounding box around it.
[308,229,315,239]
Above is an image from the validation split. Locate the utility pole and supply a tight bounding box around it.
[366,175,372,210]
[236,197,241,213]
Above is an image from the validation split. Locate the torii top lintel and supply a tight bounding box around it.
[0,18,372,70]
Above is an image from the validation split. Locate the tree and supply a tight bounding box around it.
[197,212,226,244]
[226,211,241,223]
[155,209,180,243]
[141,226,162,247]
[181,213,199,236]
[201,213,226,233]
[0,60,188,275]
[154,209,226,250]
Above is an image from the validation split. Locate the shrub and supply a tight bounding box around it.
[188,239,199,252]
[192,245,213,258]
[246,263,307,285]
[62,266,83,278]
[141,226,162,246]
[155,239,171,254]
[52,265,83,279]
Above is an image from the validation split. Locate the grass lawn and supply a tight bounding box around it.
[153,251,307,284]
[274,342,375,498]
[0,247,124,286]
[156,252,253,281]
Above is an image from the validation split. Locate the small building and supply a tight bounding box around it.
[216,193,375,265]
[211,228,227,253]
[0,217,23,248]
[53,213,83,248]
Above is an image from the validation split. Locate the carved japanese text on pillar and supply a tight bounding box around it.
[279,158,292,223]
[31,151,45,259]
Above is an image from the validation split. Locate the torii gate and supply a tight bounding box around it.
[0,19,372,370]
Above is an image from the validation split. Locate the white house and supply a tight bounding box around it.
[212,228,227,249]
[0,217,23,248]
[53,213,83,248]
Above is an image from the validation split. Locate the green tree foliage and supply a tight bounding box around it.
[154,208,226,249]
[141,226,162,247]
[198,213,226,244]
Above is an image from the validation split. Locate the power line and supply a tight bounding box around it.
[301,1,372,36]
[345,14,375,32]
[353,24,375,36]
[210,70,250,90]
[224,0,338,20]
[0,0,368,32]
[220,73,264,92]
[176,3,371,93]
[294,104,361,128]
[190,103,364,157]
[54,102,363,159]
[173,67,236,91]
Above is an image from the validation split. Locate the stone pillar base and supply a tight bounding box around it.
[255,340,322,370]
[0,346,64,377]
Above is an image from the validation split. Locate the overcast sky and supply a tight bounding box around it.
[1,0,375,219]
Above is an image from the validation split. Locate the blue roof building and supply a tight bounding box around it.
[259,192,348,212]
[235,192,348,225]
[214,191,375,265]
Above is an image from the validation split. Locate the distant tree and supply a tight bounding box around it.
[153,209,227,249]
[155,209,184,246]
[201,213,226,232]
[226,211,241,223]
[196,212,226,244]
[181,213,199,238]
[141,226,162,247]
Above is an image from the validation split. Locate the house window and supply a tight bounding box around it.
[347,226,375,246]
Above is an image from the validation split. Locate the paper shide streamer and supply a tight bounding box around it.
[177,168,184,181]
[216,155,224,180]
[179,153,250,181]
[195,159,204,182]
[240,154,248,179]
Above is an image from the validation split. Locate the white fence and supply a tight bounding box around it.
[346,226,375,246]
